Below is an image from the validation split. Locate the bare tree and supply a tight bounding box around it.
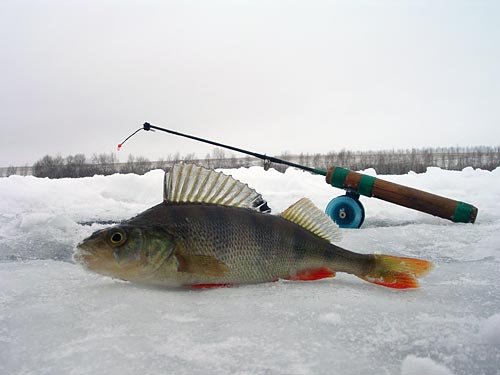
[204,153,213,169]
[119,155,137,174]
[32,155,65,178]
[184,153,196,161]
[64,154,90,178]
[171,152,181,164]
[134,156,152,175]
[153,158,167,170]
[211,148,227,168]
[90,153,118,175]
[6,165,17,177]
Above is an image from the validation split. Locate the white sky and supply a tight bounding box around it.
[1,0,499,167]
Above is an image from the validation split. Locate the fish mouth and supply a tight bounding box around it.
[73,242,97,265]
[73,240,119,278]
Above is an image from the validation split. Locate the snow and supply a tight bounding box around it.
[1,166,500,375]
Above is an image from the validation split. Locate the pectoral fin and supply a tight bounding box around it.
[175,252,229,277]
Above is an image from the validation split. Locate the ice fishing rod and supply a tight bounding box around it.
[118,122,478,226]
[119,122,320,174]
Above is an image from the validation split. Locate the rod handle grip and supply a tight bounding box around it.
[325,167,478,223]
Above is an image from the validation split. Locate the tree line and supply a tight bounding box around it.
[2,146,499,178]
[291,146,500,174]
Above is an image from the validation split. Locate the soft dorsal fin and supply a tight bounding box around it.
[164,164,271,213]
[281,198,342,243]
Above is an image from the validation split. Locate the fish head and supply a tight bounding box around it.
[74,224,175,282]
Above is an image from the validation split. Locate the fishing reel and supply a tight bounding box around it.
[325,190,365,229]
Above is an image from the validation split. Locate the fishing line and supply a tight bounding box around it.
[117,127,152,151]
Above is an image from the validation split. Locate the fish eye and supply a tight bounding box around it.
[109,230,126,246]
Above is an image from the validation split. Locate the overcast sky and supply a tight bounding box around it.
[1,0,499,167]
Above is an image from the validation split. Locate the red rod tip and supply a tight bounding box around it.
[117,143,122,151]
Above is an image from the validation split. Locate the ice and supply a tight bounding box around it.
[479,313,500,347]
[401,355,455,375]
[1,166,500,374]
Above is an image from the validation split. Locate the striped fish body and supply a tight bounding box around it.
[127,202,371,286]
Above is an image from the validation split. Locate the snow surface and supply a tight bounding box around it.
[1,166,500,375]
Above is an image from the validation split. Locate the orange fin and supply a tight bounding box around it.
[362,254,433,289]
[190,283,232,289]
[287,267,335,281]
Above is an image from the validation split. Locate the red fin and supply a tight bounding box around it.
[190,283,232,289]
[362,255,433,289]
[287,267,335,281]
[366,273,419,289]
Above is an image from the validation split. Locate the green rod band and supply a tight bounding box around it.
[452,202,474,223]
[358,174,376,197]
[331,167,350,188]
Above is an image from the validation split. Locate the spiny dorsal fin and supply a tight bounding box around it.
[164,164,271,213]
[281,198,342,243]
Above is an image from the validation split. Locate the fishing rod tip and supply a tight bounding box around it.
[117,143,123,151]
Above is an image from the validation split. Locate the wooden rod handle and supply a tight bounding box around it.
[325,167,478,223]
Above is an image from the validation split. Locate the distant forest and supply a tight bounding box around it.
[2,146,499,178]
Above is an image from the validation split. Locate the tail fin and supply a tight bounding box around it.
[361,255,433,289]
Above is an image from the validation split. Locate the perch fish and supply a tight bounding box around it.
[74,164,432,289]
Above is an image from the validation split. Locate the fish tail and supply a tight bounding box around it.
[360,254,433,289]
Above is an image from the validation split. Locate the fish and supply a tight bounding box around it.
[74,164,433,289]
